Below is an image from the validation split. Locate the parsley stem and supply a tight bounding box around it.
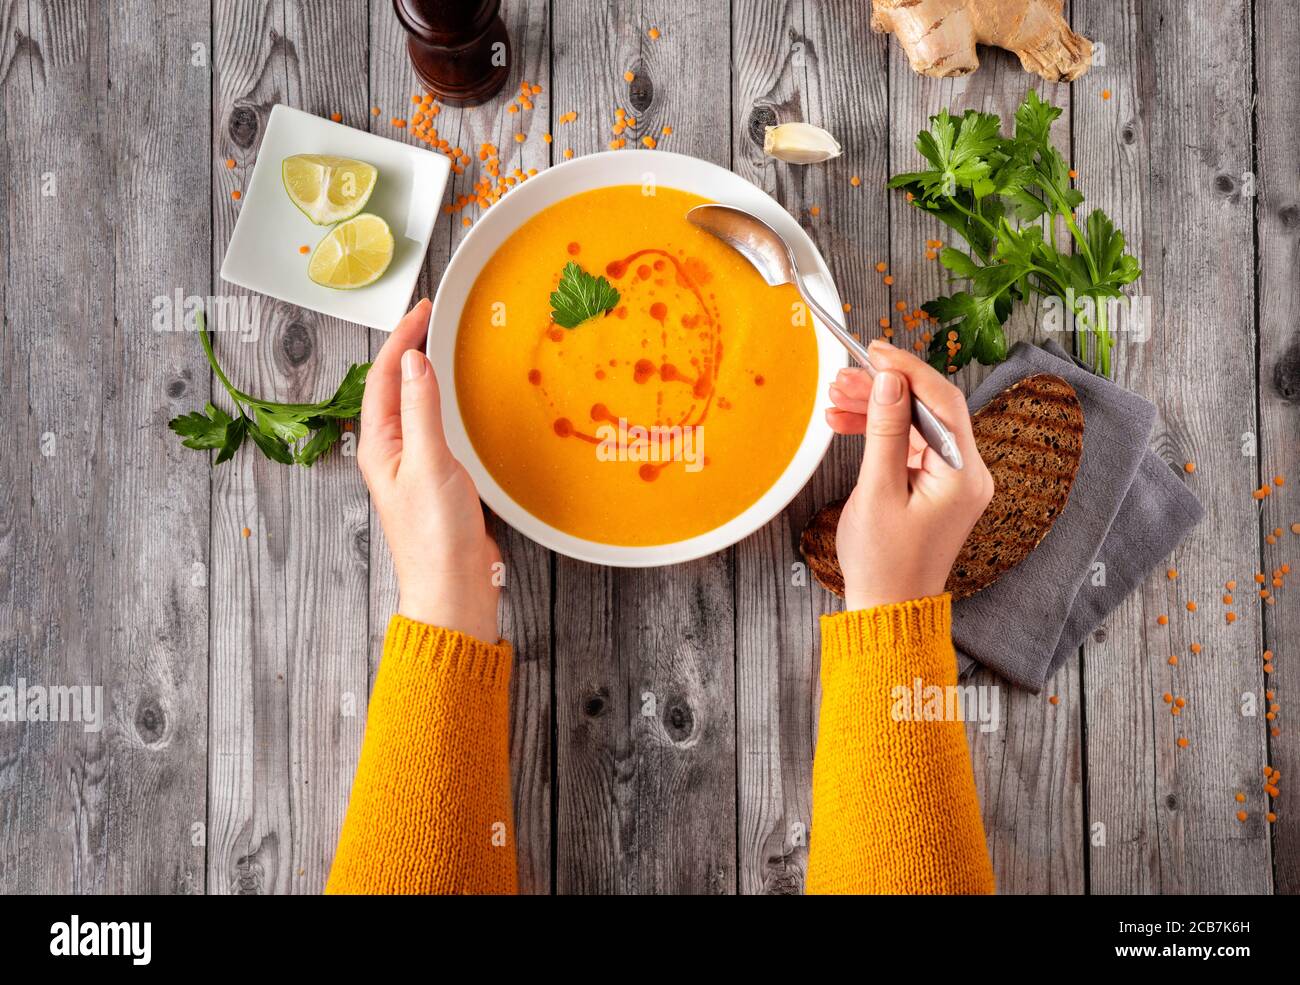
[948,197,999,242]
[197,308,341,414]
[1027,277,1105,359]
[1026,265,1071,298]
[197,310,249,415]
[1032,170,1099,282]
[1096,300,1112,376]
[1063,211,1099,282]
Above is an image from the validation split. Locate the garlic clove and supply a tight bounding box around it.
[763,122,843,164]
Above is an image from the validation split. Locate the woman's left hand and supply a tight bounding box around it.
[358,299,501,643]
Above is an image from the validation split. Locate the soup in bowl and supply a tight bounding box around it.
[428,151,844,566]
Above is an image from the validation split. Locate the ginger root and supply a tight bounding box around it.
[871,0,1092,82]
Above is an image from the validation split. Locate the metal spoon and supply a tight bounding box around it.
[687,203,963,470]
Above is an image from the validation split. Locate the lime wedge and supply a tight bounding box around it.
[308,213,394,290]
[282,154,378,225]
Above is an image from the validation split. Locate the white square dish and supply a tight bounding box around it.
[220,103,449,331]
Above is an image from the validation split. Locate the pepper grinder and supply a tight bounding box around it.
[392,0,511,107]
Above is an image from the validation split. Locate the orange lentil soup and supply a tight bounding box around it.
[455,186,818,546]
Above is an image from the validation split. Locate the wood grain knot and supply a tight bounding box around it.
[1165,794,1178,811]
[662,697,693,741]
[12,29,44,77]
[1273,335,1300,403]
[626,66,652,112]
[582,690,606,717]
[235,840,274,894]
[228,104,260,149]
[1213,173,1235,195]
[134,697,167,744]
[167,378,187,398]
[351,526,369,564]
[280,321,313,367]
[1120,121,1137,145]
[1092,627,1107,643]
[1279,203,1300,231]
[747,105,777,148]
[763,869,802,896]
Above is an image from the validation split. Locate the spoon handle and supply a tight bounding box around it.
[800,289,964,471]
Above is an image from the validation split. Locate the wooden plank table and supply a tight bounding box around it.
[0,0,1294,894]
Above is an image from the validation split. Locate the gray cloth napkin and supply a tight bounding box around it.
[952,340,1203,691]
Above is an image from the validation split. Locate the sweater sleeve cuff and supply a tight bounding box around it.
[819,594,957,687]
[383,615,513,691]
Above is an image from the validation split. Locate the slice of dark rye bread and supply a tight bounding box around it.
[799,373,1084,601]
[799,498,847,595]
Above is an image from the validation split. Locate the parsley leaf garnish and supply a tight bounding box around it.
[168,309,369,467]
[549,261,620,329]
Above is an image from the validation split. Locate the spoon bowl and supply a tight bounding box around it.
[688,203,963,470]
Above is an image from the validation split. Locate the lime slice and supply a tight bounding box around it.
[308,213,394,290]
[282,154,378,225]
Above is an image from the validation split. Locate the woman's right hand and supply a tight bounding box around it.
[827,340,994,613]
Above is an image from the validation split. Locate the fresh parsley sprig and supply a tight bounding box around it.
[888,91,1140,376]
[169,310,369,467]
[549,261,620,329]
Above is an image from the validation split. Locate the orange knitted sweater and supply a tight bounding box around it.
[326,593,994,894]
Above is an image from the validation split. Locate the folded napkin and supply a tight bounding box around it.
[953,340,1203,691]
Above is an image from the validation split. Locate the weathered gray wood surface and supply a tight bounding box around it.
[0,0,1293,894]
[1078,0,1271,895]
[1,0,211,894]
[1254,0,1299,894]
[551,0,738,895]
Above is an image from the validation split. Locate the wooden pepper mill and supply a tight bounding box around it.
[393,0,511,107]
